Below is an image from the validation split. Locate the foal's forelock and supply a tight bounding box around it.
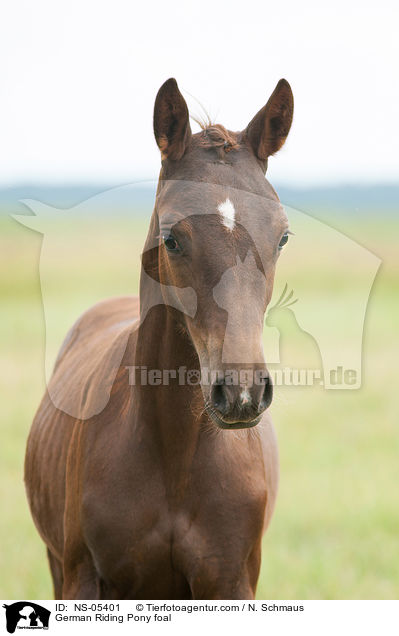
[197,124,240,152]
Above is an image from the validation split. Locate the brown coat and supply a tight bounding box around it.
[25,77,293,599]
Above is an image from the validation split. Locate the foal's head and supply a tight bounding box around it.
[143,78,293,429]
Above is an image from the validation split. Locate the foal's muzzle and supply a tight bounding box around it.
[207,371,273,429]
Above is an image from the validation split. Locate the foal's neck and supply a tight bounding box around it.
[136,304,201,414]
[132,305,204,491]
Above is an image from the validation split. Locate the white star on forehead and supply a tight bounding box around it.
[217,198,235,231]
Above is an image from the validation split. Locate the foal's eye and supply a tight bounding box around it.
[278,232,289,249]
[162,234,179,252]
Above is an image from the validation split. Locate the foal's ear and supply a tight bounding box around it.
[153,78,192,160]
[246,79,293,163]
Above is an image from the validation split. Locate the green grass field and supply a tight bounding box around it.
[0,209,398,599]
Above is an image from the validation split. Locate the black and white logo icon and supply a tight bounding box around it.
[2,602,50,633]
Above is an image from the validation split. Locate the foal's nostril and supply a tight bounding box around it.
[210,380,229,416]
[209,373,273,425]
[258,375,273,412]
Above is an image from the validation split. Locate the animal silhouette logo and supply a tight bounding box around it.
[2,602,50,633]
[13,181,381,414]
[266,283,322,373]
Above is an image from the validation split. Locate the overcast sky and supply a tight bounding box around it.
[1,0,398,186]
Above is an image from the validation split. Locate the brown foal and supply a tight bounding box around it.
[25,77,294,599]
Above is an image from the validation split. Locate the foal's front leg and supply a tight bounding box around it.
[188,547,261,600]
[62,540,101,599]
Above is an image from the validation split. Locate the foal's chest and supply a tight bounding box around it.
[80,425,267,598]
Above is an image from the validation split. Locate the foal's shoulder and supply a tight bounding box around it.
[48,296,140,420]
[73,295,139,331]
[56,295,139,359]
[53,295,139,378]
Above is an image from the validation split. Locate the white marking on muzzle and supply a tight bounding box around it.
[217,198,235,231]
[240,389,251,405]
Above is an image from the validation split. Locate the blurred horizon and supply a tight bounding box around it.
[1,181,398,221]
